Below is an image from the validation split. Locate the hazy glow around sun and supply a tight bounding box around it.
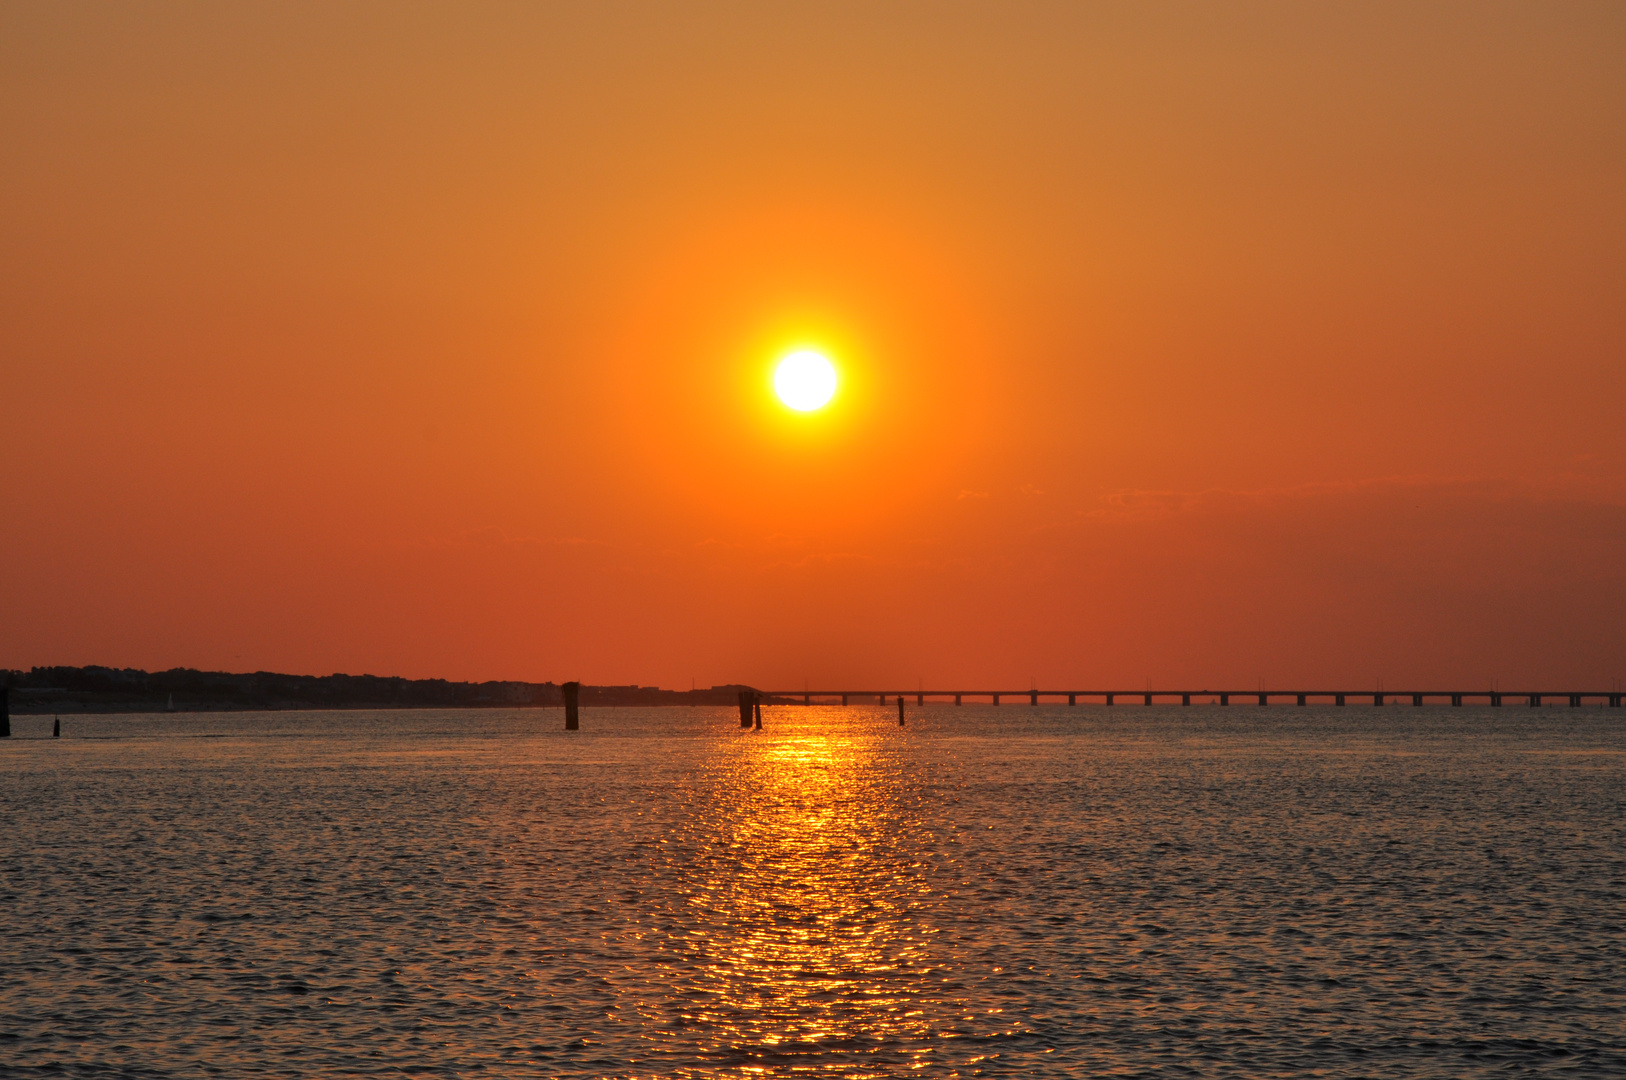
[773,349,837,411]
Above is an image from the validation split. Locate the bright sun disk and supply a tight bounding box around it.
[773,350,837,412]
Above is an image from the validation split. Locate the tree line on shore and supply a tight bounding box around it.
[2,666,757,712]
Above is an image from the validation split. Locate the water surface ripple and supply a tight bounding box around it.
[2,707,1623,1076]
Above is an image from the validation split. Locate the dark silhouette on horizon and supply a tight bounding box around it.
[0,666,760,714]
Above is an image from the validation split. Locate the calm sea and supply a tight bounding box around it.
[2,706,1623,1077]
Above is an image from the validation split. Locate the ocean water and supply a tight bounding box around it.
[2,705,1623,1077]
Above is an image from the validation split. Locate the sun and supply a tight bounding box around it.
[773,349,837,412]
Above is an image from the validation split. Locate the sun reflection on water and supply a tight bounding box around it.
[639,712,967,1074]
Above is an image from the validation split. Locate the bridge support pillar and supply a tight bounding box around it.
[1570,694,1582,707]
[1105,694,1114,706]
[898,695,905,726]
[1258,693,1268,706]
[917,693,924,706]
[804,693,810,705]
[1374,694,1383,706]
[1413,694,1423,706]
[954,694,961,706]
[1452,694,1462,706]
[1491,693,1501,707]
[1030,691,1038,706]
[1612,694,1622,708]
[1182,693,1190,706]
[1219,693,1228,706]
[841,694,848,706]
[1297,694,1307,706]
[1530,694,1540,707]
[992,694,999,706]
[754,694,762,730]
[1068,693,1076,706]
[1335,694,1345,706]
[563,681,580,731]
[1144,693,1153,706]
[739,690,753,728]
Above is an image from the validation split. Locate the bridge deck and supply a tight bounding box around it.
[757,689,1624,705]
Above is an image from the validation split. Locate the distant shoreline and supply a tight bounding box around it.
[3,665,768,714]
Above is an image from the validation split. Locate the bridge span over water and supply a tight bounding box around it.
[758,689,1626,708]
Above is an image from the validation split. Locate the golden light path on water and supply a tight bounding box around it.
[636,722,1010,1073]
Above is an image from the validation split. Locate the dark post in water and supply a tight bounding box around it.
[753,693,762,730]
[739,690,753,728]
[53,717,60,738]
[897,694,905,726]
[563,681,580,731]
[1,685,8,738]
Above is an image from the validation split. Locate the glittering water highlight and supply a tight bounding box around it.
[2,706,1623,1076]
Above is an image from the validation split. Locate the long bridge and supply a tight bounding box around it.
[544,683,1626,734]
[756,689,1625,707]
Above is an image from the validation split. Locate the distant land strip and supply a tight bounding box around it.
[1,666,760,713]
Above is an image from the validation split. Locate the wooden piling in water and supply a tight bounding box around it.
[738,691,753,728]
[898,695,905,726]
[53,717,60,738]
[562,681,580,730]
[754,694,762,729]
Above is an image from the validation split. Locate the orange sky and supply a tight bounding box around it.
[4,3,1623,689]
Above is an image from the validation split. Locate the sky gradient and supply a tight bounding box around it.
[4,3,1624,689]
